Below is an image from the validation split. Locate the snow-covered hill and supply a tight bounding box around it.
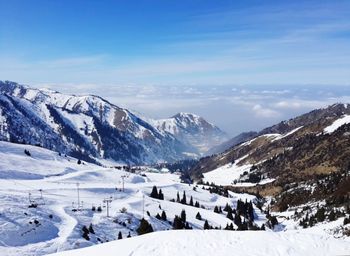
[0,81,226,164]
[152,112,228,156]
[49,229,350,256]
[0,141,349,255]
[0,141,260,255]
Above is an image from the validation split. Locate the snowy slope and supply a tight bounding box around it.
[324,114,350,133]
[49,229,350,256]
[0,141,96,179]
[0,141,266,256]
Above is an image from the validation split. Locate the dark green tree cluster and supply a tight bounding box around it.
[155,210,167,221]
[150,186,164,200]
[137,218,154,235]
[299,207,345,228]
[224,223,234,230]
[236,199,255,222]
[214,206,223,214]
[173,209,192,230]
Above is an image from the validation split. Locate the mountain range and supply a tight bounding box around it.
[0,81,228,165]
[189,103,350,212]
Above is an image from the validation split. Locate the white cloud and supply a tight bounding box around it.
[252,104,281,118]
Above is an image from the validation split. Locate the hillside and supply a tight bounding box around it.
[0,141,267,255]
[0,81,226,164]
[188,103,350,228]
[49,229,350,256]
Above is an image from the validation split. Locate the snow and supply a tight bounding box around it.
[324,115,350,133]
[0,142,264,256]
[0,141,349,256]
[203,160,252,186]
[49,229,350,256]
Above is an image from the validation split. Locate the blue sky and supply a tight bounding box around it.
[1,0,350,135]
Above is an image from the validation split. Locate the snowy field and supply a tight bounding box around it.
[50,229,350,256]
[0,141,349,256]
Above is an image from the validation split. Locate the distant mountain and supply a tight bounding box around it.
[151,112,228,156]
[189,103,350,211]
[0,81,226,164]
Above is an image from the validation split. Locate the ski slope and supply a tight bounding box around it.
[0,141,349,256]
[0,142,264,255]
[49,229,350,256]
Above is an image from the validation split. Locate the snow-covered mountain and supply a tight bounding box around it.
[0,81,225,164]
[188,103,350,230]
[151,112,228,156]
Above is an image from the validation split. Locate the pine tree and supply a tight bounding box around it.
[127,232,131,238]
[181,209,186,223]
[189,196,194,206]
[226,207,234,220]
[77,159,81,165]
[223,203,230,212]
[150,186,159,199]
[204,220,210,230]
[214,206,219,213]
[196,212,202,220]
[137,218,154,235]
[195,201,200,208]
[161,210,167,221]
[181,191,187,204]
[234,213,242,227]
[118,231,123,239]
[155,213,161,220]
[173,215,184,229]
[176,192,180,203]
[158,189,164,200]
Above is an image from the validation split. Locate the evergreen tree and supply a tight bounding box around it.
[196,212,202,220]
[203,220,210,230]
[127,232,131,238]
[77,159,81,165]
[161,210,167,221]
[173,215,184,229]
[248,201,254,221]
[195,201,200,208]
[176,192,180,203]
[189,196,194,206]
[118,231,123,239]
[137,218,154,235]
[158,189,164,200]
[234,213,242,227]
[226,207,234,220]
[214,206,219,213]
[181,191,187,204]
[150,186,159,199]
[181,209,187,223]
[155,213,161,220]
[223,203,230,212]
